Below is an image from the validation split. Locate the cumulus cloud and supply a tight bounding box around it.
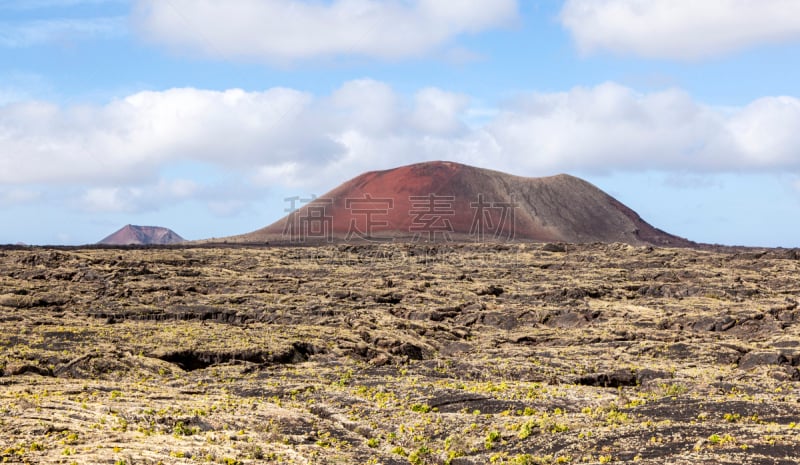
[728,96,800,167]
[560,0,800,59]
[3,80,800,209]
[252,82,800,184]
[0,87,333,185]
[411,87,470,135]
[0,81,474,190]
[481,83,800,174]
[484,83,725,172]
[132,0,518,62]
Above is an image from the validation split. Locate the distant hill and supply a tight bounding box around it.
[99,225,185,245]
[223,161,693,246]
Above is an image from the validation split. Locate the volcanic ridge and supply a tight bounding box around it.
[230,161,692,246]
[99,225,185,246]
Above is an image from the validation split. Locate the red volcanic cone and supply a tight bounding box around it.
[228,161,692,246]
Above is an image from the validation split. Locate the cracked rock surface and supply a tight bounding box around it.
[0,243,799,464]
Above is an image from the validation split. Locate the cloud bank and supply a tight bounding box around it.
[132,0,518,62]
[560,0,800,59]
[3,81,800,211]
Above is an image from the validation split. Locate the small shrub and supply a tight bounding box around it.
[410,403,431,413]
[409,446,431,465]
[724,413,741,423]
[173,421,199,437]
[485,430,501,450]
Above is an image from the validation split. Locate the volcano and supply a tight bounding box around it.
[99,225,185,246]
[228,161,693,246]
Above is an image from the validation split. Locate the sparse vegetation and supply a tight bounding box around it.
[0,243,798,464]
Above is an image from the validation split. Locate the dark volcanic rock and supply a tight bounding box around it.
[4,242,800,465]
[391,342,426,360]
[574,369,638,388]
[692,315,736,332]
[542,243,567,253]
[3,363,53,377]
[476,284,504,297]
[159,342,320,372]
[738,351,789,370]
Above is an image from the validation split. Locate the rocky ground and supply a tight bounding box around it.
[0,242,799,464]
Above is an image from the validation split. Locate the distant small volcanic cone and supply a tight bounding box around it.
[99,225,185,245]
[228,161,693,246]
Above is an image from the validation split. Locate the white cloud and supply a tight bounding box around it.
[3,80,800,207]
[411,87,470,135]
[0,16,126,47]
[251,162,305,189]
[81,187,128,212]
[328,79,400,135]
[728,96,800,167]
[132,0,518,62]
[479,83,800,174]
[560,0,800,59]
[483,83,724,172]
[79,179,199,213]
[315,82,800,179]
[0,87,332,185]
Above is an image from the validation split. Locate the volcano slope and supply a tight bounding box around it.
[99,225,185,246]
[227,161,692,247]
[1,243,799,464]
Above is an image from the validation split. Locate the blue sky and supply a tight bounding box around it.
[2,0,800,246]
